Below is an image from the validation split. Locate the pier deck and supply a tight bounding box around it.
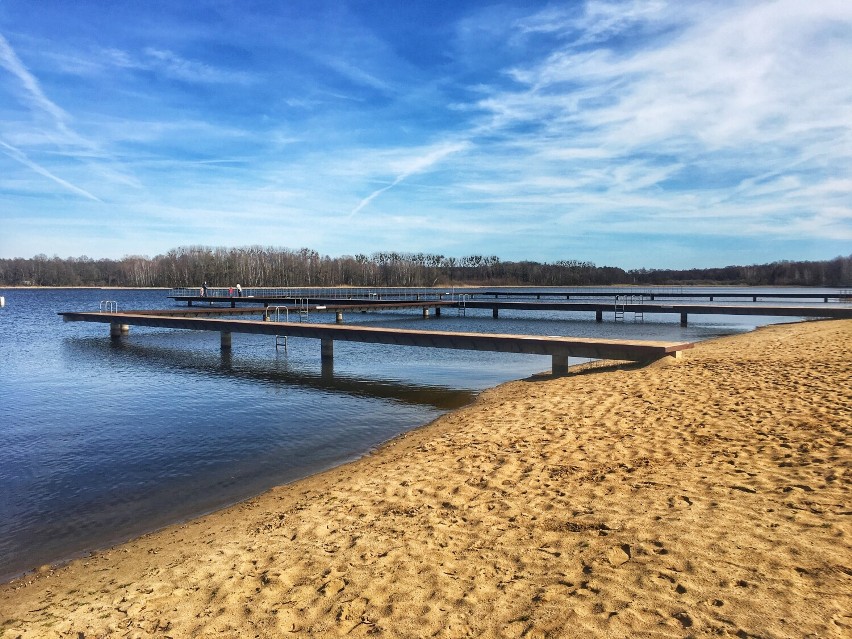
[124,300,456,322]
[480,290,849,302]
[59,311,693,374]
[460,300,852,324]
[166,293,852,325]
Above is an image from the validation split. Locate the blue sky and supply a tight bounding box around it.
[1,0,850,269]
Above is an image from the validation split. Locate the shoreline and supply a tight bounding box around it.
[2,319,849,637]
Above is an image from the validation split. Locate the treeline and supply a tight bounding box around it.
[1,246,850,288]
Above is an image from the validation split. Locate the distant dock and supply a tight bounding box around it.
[165,287,852,326]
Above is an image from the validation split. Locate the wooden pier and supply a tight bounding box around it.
[480,290,849,303]
[461,300,852,325]
[59,311,693,375]
[166,292,852,326]
[122,300,456,323]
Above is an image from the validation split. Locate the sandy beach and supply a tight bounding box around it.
[1,319,849,638]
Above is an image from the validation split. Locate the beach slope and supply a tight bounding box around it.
[1,319,850,638]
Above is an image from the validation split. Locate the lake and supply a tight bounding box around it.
[0,286,819,581]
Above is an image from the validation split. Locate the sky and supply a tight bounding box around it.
[0,0,850,269]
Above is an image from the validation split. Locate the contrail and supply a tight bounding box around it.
[349,141,470,218]
[0,32,70,129]
[1,140,102,202]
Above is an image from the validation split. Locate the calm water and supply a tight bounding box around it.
[0,287,822,581]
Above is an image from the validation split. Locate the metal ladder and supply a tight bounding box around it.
[268,306,289,351]
[633,295,644,323]
[457,294,468,316]
[614,295,625,321]
[99,300,118,313]
[297,298,310,321]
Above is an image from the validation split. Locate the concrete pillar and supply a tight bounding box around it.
[595,309,603,322]
[680,312,688,327]
[435,306,441,317]
[221,331,232,350]
[753,296,757,302]
[492,307,499,319]
[321,338,334,366]
[422,307,430,318]
[110,323,130,338]
[552,354,569,375]
[336,312,344,323]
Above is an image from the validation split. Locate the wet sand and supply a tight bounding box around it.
[1,319,850,638]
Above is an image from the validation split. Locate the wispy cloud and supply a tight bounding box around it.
[454,0,852,243]
[142,48,254,84]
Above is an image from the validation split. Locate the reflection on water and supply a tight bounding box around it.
[69,338,475,410]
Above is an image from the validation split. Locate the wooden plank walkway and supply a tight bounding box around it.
[166,295,852,325]
[479,290,849,302]
[60,311,694,374]
[122,301,455,322]
[461,300,852,324]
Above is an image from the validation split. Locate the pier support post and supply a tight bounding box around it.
[336,312,344,323]
[680,312,688,327]
[110,323,130,338]
[552,354,569,375]
[423,307,430,318]
[220,331,232,350]
[595,309,603,322]
[321,338,334,365]
[435,306,441,317]
[321,338,334,377]
[492,307,499,319]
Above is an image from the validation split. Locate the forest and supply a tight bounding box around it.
[1,246,850,288]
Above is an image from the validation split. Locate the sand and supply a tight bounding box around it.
[1,319,850,638]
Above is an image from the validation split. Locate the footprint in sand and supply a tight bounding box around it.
[673,611,693,628]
